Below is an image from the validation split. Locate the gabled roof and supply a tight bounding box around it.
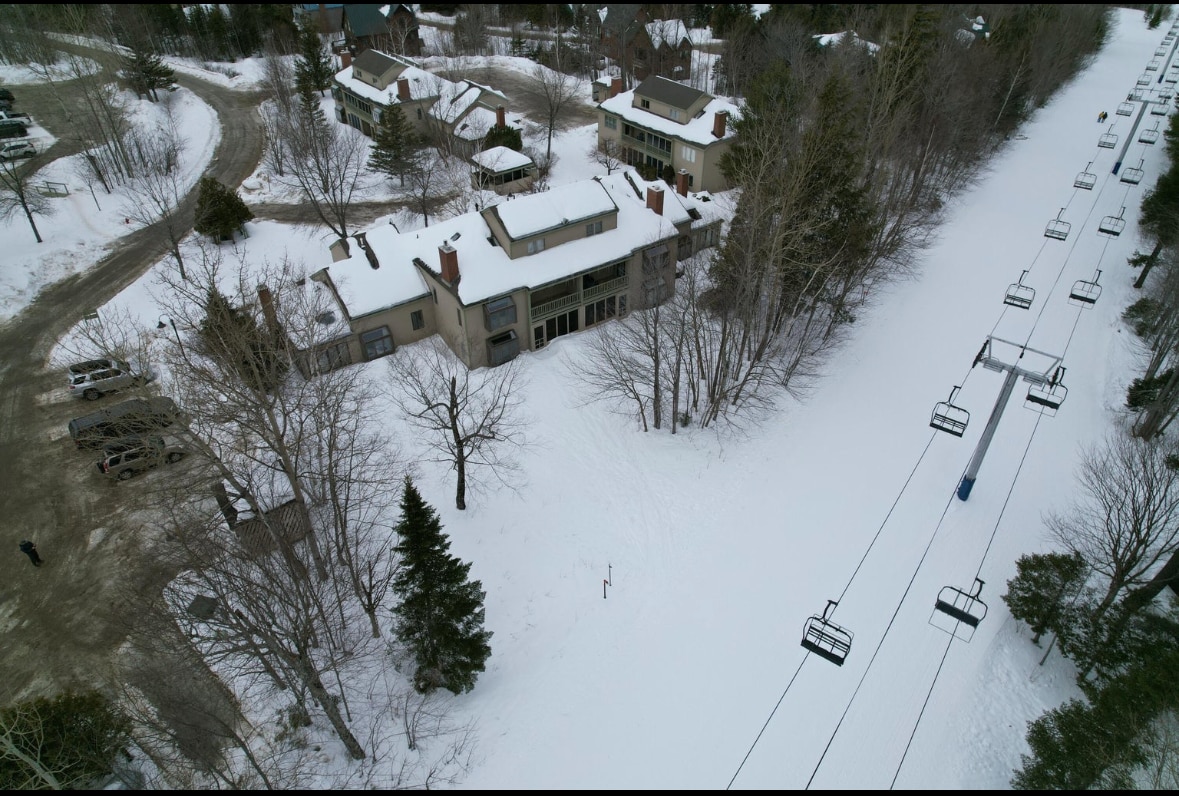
[634,75,705,111]
[318,169,690,310]
[343,4,389,37]
[645,19,690,50]
[491,180,618,240]
[351,48,403,77]
[600,4,646,36]
[599,84,741,147]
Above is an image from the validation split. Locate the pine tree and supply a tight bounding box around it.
[391,478,492,695]
[369,104,419,186]
[193,176,254,243]
[122,45,175,102]
[482,123,523,152]
[294,16,333,97]
[1002,551,1088,643]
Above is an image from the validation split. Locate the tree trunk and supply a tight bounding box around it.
[296,654,365,759]
[1133,240,1165,289]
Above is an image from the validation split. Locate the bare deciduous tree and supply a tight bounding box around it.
[122,107,189,279]
[587,137,624,175]
[530,62,581,161]
[387,337,526,510]
[0,158,53,243]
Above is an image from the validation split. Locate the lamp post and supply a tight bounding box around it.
[157,314,184,357]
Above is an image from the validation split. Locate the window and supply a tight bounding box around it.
[680,145,697,163]
[487,330,520,366]
[640,98,651,109]
[484,296,517,331]
[315,341,352,372]
[585,220,603,237]
[605,115,617,129]
[585,296,618,326]
[359,327,393,360]
[527,238,546,255]
[457,308,463,326]
[410,309,424,330]
[669,108,681,121]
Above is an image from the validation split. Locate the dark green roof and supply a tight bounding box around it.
[634,75,705,111]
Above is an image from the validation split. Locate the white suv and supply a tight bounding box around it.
[0,141,34,160]
[67,358,154,400]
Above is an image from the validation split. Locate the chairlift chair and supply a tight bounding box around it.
[1160,88,1173,101]
[1004,270,1035,310]
[1139,73,1153,86]
[1074,162,1097,190]
[1157,47,1168,57]
[932,579,988,632]
[1098,207,1127,237]
[1121,159,1146,185]
[1152,100,1170,116]
[1027,366,1067,413]
[1116,101,1134,116]
[1069,269,1102,307]
[1167,72,1178,85]
[801,600,853,666]
[1098,126,1118,149]
[1131,88,1146,101]
[1149,59,1162,71]
[1044,208,1071,241]
[1140,123,1161,144]
[930,385,970,437]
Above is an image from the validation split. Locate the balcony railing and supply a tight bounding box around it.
[583,274,628,302]
[530,292,580,322]
[530,275,630,322]
[621,132,672,156]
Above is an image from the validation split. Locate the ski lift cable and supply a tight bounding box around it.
[890,414,1044,789]
[804,455,973,790]
[728,431,942,788]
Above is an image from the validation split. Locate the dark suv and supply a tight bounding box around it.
[97,435,186,480]
[68,397,180,449]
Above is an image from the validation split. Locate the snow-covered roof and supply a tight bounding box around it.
[429,82,483,124]
[494,180,618,239]
[646,19,690,50]
[812,30,881,54]
[453,106,500,141]
[472,146,534,172]
[318,170,694,310]
[598,88,741,147]
[334,63,444,106]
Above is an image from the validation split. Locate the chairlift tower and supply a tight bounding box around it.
[956,337,1065,501]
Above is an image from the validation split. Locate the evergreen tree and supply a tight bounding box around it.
[0,690,131,790]
[1134,168,1179,288]
[1003,551,1088,643]
[122,45,176,102]
[193,176,254,243]
[482,124,523,152]
[392,478,492,695]
[294,16,334,97]
[199,287,288,392]
[369,104,419,186]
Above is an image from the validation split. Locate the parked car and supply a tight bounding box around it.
[66,358,154,400]
[0,120,28,140]
[96,434,186,480]
[0,110,31,122]
[0,141,34,160]
[68,396,180,449]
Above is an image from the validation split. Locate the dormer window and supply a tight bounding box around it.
[640,98,651,109]
[585,220,603,237]
[669,108,681,121]
[527,238,546,255]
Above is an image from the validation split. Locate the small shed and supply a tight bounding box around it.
[471,146,535,195]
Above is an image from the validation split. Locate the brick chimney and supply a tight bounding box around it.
[439,243,460,284]
[496,105,506,128]
[340,51,352,70]
[257,284,281,338]
[397,77,411,101]
[675,169,689,197]
[713,110,729,138]
[646,185,664,216]
[610,76,623,98]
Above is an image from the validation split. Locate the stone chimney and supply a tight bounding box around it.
[257,284,280,338]
[439,243,460,284]
[340,51,352,70]
[610,76,623,98]
[496,105,506,128]
[646,185,664,216]
[713,110,729,138]
[397,77,411,101]
[675,169,689,197]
